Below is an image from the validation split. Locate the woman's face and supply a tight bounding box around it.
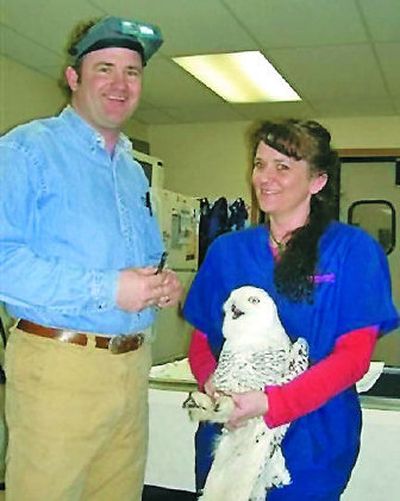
[252,141,327,221]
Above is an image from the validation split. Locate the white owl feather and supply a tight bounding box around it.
[183,286,309,501]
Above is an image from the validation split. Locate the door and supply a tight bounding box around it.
[340,159,400,367]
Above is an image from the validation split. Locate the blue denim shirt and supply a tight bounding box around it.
[0,106,164,334]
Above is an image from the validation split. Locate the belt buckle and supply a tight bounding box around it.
[108,335,126,354]
[107,333,144,354]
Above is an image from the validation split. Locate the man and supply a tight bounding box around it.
[0,16,182,500]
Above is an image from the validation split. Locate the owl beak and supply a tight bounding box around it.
[231,304,244,319]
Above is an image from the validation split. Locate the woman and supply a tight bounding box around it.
[183,119,399,500]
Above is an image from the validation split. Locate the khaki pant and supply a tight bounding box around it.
[4,328,152,501]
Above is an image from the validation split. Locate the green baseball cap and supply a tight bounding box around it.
[69,16,163,65]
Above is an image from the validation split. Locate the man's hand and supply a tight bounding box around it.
[155,269,183,309]
[116,267,183,312]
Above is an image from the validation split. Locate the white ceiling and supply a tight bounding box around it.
[1,0,400,125]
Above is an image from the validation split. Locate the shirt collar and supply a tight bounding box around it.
[59,106,133,154]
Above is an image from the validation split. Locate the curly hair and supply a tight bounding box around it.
[252,119,340,302]
[59,18,101,97]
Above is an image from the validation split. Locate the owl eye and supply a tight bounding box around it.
[248,296,260,304]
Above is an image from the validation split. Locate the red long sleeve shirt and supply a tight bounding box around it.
[188,325,378,427]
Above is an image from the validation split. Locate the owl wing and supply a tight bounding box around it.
[269,338,309,446]
[213,347,292,393]
[281,337,309,383]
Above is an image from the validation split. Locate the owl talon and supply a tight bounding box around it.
[183,391,215,422]
[212,395,235,422]
[183,391,235,424]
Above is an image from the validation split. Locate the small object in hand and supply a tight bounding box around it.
[155,251,168,274]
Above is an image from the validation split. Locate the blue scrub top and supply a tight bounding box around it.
[183,221,399,498]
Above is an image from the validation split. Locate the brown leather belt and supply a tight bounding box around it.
[17,320,145,355]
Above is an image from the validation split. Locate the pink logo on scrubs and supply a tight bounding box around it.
[312,273,335,284]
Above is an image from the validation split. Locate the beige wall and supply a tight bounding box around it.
[0,55,149,141]
[320,116,400,149]
[124,117,150,143]
[0,55,66,134]
[2,53,400,203]
[149,116,400,201]
[149,121,254,201]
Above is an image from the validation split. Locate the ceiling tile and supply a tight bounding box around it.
[133,107,178,125]
[141,57,225,106]
[1,0,400,124]
[0,24,64,73]
[269,45,388,100]
[1,0,106,55]
[359,0,400,42]
[39,65,65,81]
[375,43,400,97]
[312,97,397,117]
[392,98,400,114]
[233,101,315,121]
[224,0,366,47]
[163,104,246,123]
[91,0,255,55]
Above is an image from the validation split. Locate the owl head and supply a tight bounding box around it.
[222,286,290,350]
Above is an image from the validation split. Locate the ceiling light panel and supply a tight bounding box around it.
[173,51,301,103]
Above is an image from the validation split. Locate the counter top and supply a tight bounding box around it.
[360,395,400,411]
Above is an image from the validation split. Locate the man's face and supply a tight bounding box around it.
[66,47,143,136]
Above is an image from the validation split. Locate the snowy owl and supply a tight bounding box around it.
[183,286,309,501]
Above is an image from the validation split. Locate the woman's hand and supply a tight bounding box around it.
[203,374,218,399]
[226,390,269,430]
